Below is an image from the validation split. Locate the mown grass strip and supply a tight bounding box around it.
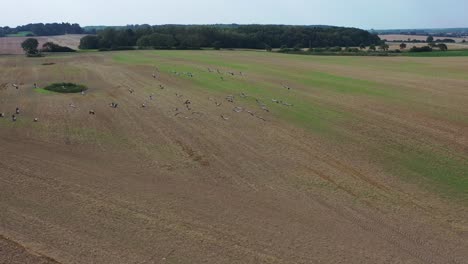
[403,50,468,57]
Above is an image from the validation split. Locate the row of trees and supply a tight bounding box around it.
[282,42,390,53]
[79,25,381,50]
[280,41,448,55]
[0,23,84,37]
[401,43,448,52]
[385,37,456,43]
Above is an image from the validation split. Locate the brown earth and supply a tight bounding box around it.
[0,235,59,264]
[0,35,85,55]
[0,51,467,264]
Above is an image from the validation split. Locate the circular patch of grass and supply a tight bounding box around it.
[44,82,87,93]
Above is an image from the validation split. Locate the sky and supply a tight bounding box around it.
[1,0,467,29]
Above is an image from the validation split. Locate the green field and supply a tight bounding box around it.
[6,31,35,37]
[110,50,468,199]
[404,50,468,57]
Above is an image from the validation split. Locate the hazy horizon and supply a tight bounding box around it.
[1,0,468,29]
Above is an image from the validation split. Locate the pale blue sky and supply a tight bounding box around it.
[2,0,467,29]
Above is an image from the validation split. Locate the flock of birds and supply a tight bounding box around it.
[0,66,294,125]
[166,67,294,121]
[1,83,40,122]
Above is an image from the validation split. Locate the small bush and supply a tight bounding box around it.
[437,43,448,51]
[312,48,327,53]
[26,53,43,57]
[293,44,302,51]
[278,48,292,53]
[212,41,222,50]
[345,47,359,52]
[410,46,433,52]
[278,45,292,53]
[329,46,342,52]
[44,83,87,93]
[42,42,76,52]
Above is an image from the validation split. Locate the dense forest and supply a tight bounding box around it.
[79,25,381,50]
[0,23,381,50]
[0,23,84,37]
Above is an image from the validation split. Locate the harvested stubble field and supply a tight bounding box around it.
[0,50,467,264]
[387,42,468,52]
[380,34,468,43]
[0,34,85,55]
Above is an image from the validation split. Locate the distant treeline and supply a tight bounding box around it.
[79,25,381,50]
[0,23,84,37]
[383,38,457,43]
[371,28,468,38]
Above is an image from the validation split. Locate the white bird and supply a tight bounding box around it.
[233,107,243,113]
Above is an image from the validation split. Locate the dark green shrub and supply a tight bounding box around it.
[437,43,448,51]
[329,46,342,52]
[410,46,433,52]
[312,48,326,52]
[79,35,100,49]
[44,83,87,93]
[42,42,76,52]
[212,41,222,50]
[293,44,302,51]
[346,47,359,52]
